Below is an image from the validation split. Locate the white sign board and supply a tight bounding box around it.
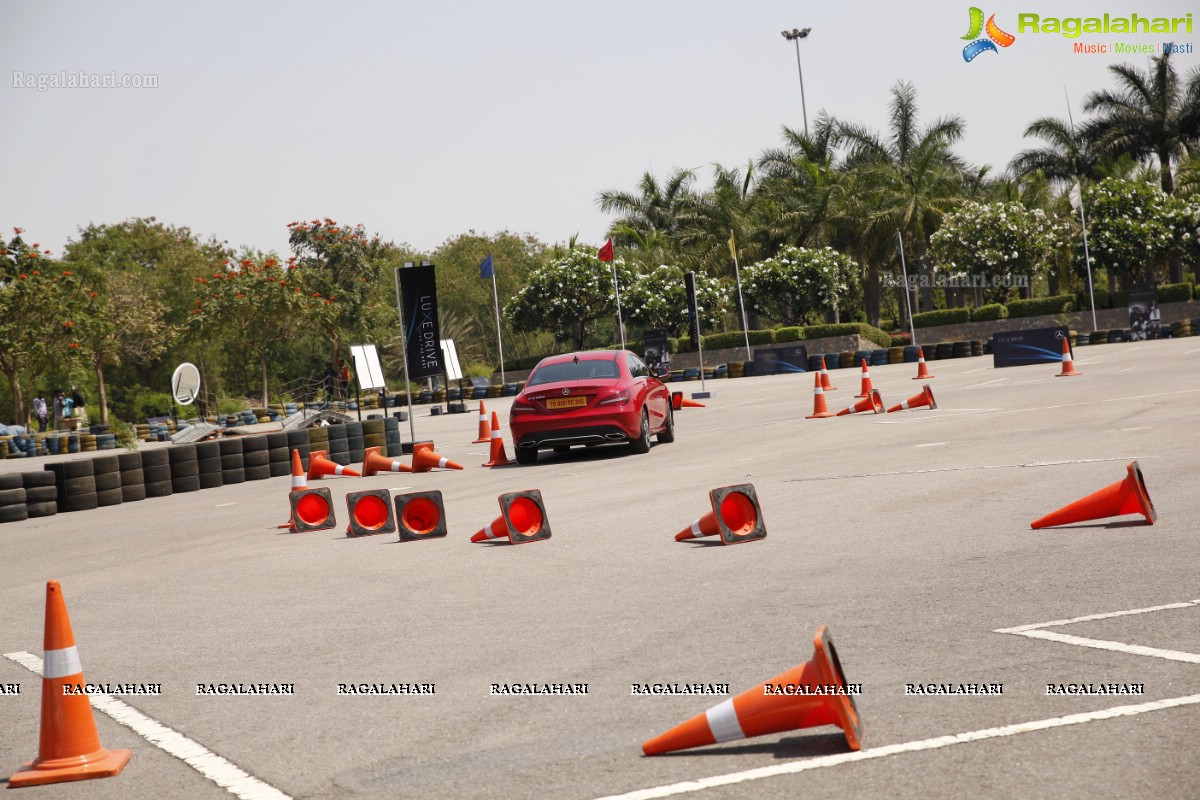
[171,362,201,406]
[440,339,463,381]
[350,344,386,391]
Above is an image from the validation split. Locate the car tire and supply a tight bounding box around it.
[630,409,651,454]
[657,406,675,444]
[514,446,537,465]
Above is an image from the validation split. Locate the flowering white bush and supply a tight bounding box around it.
[1082,178,1200,281]
[505,248,636,349]
[741,246,857,326]
[621,264,728,335]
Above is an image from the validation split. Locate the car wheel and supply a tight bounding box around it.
[630,409,652,454]
[657,405,675,444]
[515,447,537,465]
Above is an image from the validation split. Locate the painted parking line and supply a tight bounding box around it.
[961,378,1005,390]
[593,694,1200,800]
[994,599,1200,664]
[786,456,1141,483]
[4,651,292,800]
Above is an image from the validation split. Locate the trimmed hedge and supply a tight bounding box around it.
[1158,282,1194,303]
[970,303,1008,322]
[801,323,891,349]
[774,326,804,343]
[911,308,971,328]
[702,330,775,350]
[1006,294,1074,318]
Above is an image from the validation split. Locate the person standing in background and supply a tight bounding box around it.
[32,392,48,432]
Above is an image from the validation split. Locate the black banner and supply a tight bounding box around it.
[399,264,444,380]
[643,328,670,374]
[752,345,809,375]
[992,326,1068,368]
[684,272,700,352]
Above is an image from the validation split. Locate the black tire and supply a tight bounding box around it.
[93,454,119,473]
[65,476,96,495]
[268,459,292,477]
[630,409,652,454]
[171,459,199,477]
[0,473,23,490]
[25,485,57,503]
[26,501,57,518]
[0,504,29,523]
[244,464,271,481]
[64,459,95,479]
[64,492,99,512]
[121,484,147,502]
[514,446,537,465]
[218,438,243,455]
[0,487,27,505]
[195,440,220,460]
[198,471,223,489]
[243,449,269,468]
[220,453,244,470]
[97,488,124,507]
[121,468,145,487]
[267,446,289,464]
[221,468,245,485]
[141,448,169,467]
[347,435,365,453]
[286,430,309,448]
[197,456,221,475]
[327,424,347,440]
[94,471,121,491]
[241,435,267,453]
[267,431,288,449]
[118,451,143,470]
[143,464,171,483]
[172,475,201,493]
[21,471,55,488]
[657,406,675,444]
[145,480,173,498]
[169,444,198,463]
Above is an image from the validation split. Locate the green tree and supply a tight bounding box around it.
[1009,116,1102,186]
[622,265,727,336]
[506,248,636,351]
[1084,178,1175,285]
[741,245,858,326]
[678,161,775,276]
[598,168,697,255]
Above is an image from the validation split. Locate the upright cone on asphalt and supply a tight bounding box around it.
[806,373,834,419]
[362,446,412,476]
[278,448,311,528]
[642,624,861,756]
[674,484,766,545]
[1030,461,1156,529]
[913,347,934,380]
[483,411,512,467]
[308,450,361,479]
[836,389,884,417]
[671,391,706,410]
[394,490,448,541]
[345,488,396,537]
[8,580,132,788]
[287,487,336,532]
[470,489,552,544]
[1056,337,1080,377]
[473,401,491,443]
[412,445,464,472]
[819,357,837,391]
[855,359,874,398]
[886,384,936,413]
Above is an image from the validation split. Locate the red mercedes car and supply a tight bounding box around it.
[509,350,673,464]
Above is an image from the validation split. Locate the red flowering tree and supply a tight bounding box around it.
[191,254,309,405]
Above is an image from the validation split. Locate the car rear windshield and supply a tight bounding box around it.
[528,358,620,385]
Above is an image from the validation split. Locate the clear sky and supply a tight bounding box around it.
[1,0,1196,258]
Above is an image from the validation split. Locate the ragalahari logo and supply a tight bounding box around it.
[962,7,1016,61]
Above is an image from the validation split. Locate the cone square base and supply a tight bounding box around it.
[346,489,396,537]
[708,484,766,545]
[289,487,336,532]
[395,490,448,541]
[499,490,551,544]
[9,747,131,788]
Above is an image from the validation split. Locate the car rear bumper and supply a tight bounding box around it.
[513,424,633,450]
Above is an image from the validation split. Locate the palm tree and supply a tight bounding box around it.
[757,114,843,249]
[678,160,773,276]
[1009,116,1102,187]
[597,168,696,254]
[835,81,967,311]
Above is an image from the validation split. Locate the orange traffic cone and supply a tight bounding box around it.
[362,446,412,476]
[835,389,884,416]
[482,411,512,467]
[1030,461,1156,529]
[346,489,396,536]
[806,373,833,419]
[412,444,463,472]
[8,580,131,788]
[473,401,491,443]
[1055,337,1080,377]
[913,347,934,380]
[278,448,310,528]
[674,484,766,545]
[470,490,552,544]
[672,391,707,410]
[308,450,361,479]
[886,384,936,413]
[642,625,861,755]
[286,487,336,532]
[854,359,874,398]
[395,490,448,541]
[819,357,837,391]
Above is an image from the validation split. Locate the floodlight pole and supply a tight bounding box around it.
[781,27,812,138]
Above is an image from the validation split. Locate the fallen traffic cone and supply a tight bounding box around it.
[308,450,361,479]
[473,401,491,443]
[806,373,834,419]
[1055,337,1080,377]
[1030,461,1156,529]
[671,392,707,410]
[395,490,448,541]
[8,580,132,788]
[362,446,412,476]
[412,444,464,472]
[470,489,552,544]
[346,489,396,537]
[854,359,874,398]
[886,384,936,413]
[674,484,766,545]
[642,624,861,756]
[819,357,837,391]
[278,448,310,528]
[287,487,336,532]
[835,389,884,416]
[482,411,512,467]
[913,347,934,380]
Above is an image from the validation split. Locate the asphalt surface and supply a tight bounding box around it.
[1,337,1198,800]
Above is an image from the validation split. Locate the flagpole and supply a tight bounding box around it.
[897,231,917,345]
[490,268,506,384]
[612,263,626,351]
[729,231,751,361]
[1064,88,1098,333]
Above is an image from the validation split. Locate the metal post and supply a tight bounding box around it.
[491,270,506,385]
[1077,193,1098,332]
[897,231,917,345]
[781,28,812,138]
[611,261,626,350]
[731,252,752,361]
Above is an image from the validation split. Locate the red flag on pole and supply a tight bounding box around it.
[598,238,614,262]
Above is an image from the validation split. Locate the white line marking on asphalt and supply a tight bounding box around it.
[3,651,293,800]
[995,599,1200,633]
[1185,347,1200,355]
[914,442,947,448]
[995,600,1200,663]
[214,502,238,507]
[593,694,1200,800]
[962,378,1005,389]
[1111,367,1135,374]
[1118,427,1148,432]
[786,457,1140,483]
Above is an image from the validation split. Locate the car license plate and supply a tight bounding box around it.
[546,396,588,410]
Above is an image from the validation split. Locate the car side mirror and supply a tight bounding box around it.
[650,366,670,379]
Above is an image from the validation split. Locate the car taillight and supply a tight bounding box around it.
[597,390,630,407]
[512,401,536,414]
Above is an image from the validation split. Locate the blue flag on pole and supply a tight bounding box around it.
[479,253,494,279]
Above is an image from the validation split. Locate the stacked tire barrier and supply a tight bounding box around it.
[242,435,270,481]
[92,454,122,508]
[308,426,329,463]
[267,431,291,477]
[286,429,311,471]
[384,417,402,458]
[119,451,145,503]
[169,443,201,493]
[219,437,244,485]
[50,459,97,513]
[326,424,350,466]
[23,470,57,519]
[345,421,365,466]
[142,448,172,498]
[0,473,28,523]
[196,440,222,489]
[363,418,387,458]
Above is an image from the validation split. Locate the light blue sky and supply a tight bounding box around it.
[1,0,1195,258]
